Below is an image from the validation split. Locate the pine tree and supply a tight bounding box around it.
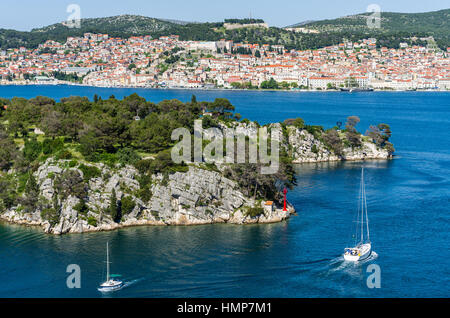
[25,174,39,196]
[52,192,59,211]
[109,188,119,222]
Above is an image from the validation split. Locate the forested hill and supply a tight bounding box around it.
[0,9,449,50]
[0,15,180,49]
[292,9,450,49]
[296,9,450,34]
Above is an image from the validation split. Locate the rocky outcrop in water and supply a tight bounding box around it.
[211,121,391,163]
[285,126,390,163]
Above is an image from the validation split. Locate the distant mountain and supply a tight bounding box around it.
[0,15,226,49]
[298,9,450,34]
[0,15,177,49]
[0,10,448,51]
[289,9,450,48]
[32,15,175,34]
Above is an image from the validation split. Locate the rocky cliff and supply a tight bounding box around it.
[285,126,390,163]
[217,121,391,163]
[0,159,294,234]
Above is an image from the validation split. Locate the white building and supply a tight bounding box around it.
[188,42,217,52]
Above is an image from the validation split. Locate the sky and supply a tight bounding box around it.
[1,0,448,31]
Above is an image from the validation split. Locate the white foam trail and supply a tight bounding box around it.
[329,256,353,272]
[359,251,378,263]
[122,278,145,289]
[328,251,379,273]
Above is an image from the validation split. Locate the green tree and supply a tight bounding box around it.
[23,137,42,162]
[0,177,17,209]
[284,118,305,129]
[121,196,136,215]
[345,116,361,147]
[345,116,360,132]
[260,78,279,89]
[366,123,394,154]
[54,170,87,200]
[109,188,120,222]
[6,97,39,137]
[117,147,141,165]
[73,199,89,215]
[41,110,64,139]
[323,129,344,156]
[327,82,336,90]
[0,127,19,170]
[209,98,235,117]
[42,138,64,155]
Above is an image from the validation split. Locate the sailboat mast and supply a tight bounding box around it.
[360,168,364,243]
[364,173,370,242]
[106,242,110,281]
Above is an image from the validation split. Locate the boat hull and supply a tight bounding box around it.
[98,280,124,292]
[344,243,372,262]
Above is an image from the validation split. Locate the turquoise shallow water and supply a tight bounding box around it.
[0,86,449,297]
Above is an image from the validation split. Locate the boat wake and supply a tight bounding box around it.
[361,251,378,263]
[328,251,379,272]
[99,278,144,294]
[122,278,145,289]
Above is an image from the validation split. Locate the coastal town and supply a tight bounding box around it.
[0,32,449,90]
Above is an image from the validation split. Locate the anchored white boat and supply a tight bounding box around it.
[344,168,372,262]
[98,242,123,292]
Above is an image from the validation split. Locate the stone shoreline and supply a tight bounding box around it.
[0,204,296,235]
[0,160,297,235]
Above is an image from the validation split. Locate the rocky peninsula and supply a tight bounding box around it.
[0,95,393,234]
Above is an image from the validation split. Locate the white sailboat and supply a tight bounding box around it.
[98,242,123,292]
[344,168,372,262]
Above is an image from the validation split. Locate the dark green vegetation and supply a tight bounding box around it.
[0,94,298,213]
[0,15,174,49]
[0,94,236,166]
[366,123,395,154]
[297,9,449,34]
[0,9,448,50]
[282,115,395,158]
[294,9,450,49]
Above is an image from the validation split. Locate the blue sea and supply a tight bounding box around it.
[0,85,449,297]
